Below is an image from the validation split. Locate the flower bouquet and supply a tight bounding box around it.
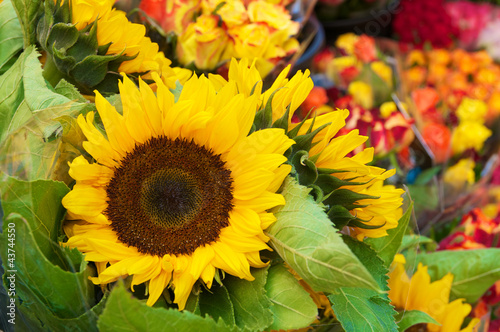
[303,33,415,164]
[397,47,500,230]
[135,0,316,79]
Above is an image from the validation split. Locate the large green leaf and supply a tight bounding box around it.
[0,173,74,268]
[0,0,23,74]
[417,249,500,303]
[97,282,237,332]
[0,50,91,182]
[199,284,235,326]
[366,202,414,266]
[329,288,397,332]
[0,44,28,144]
[0,212,97,324]
[336,236,398,331]
[11,0,42,47]
[395,310,439,332]
[223,267,273,331]
[342,235,390,292]
[265,264,317,331]
[265,177,381,294]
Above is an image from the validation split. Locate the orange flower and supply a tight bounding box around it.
[353,35,377,63]
[300,87,328,118]
[412,87,440,114]
[422,122,451,163]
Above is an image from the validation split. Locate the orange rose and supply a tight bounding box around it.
[353,35,377,63]
[422,122,451,163]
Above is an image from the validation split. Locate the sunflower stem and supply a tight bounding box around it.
[42,55,65,88]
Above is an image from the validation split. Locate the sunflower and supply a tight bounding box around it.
[40,0,190,93]
[62,60,295,309]
[388,254,479,332]
[293,109,405,239]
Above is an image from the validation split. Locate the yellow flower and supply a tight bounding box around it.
[380,101,398,118]
[370,61,393,87]
[295,110,405,239]
[202,0,248,28]
[247,0,299,36]
[451,121,492,155]
[443,159,476,189]
[335,33,360,55]
[216,58,313,123]
[348,81,374,109]
[405,49,426,67]
[62,59,295,309]
[176,14,229,70]
[388,255,479,332]
[70,0,178,84]
[456,98,488,124]
[428,49,451,66]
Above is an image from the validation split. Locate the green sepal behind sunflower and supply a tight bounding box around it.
[37,0,137,94]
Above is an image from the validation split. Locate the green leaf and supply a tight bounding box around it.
[11,0,42,47]
[400,235,435,252]
[199,284,235,326]
[0,174,78,270]
[0,212,97,322]
[0,45,28,144]
[0,0,23,74]
[54,79,87,102]
[23,47,82,111]
[413,166,441,186]
[417,248,500,303]
[265,264,317,331]
[329,288,397,332]
[98,282,237,332]
[342,235,390,291]
[337,236,398,331]
[223,267,273,331]
[366,202,414,266]
[395,310,439,332]
[266,177,381,294]
[406,184,438,217]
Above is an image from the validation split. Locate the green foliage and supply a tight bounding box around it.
[199,284,235,326]
[0,174,73,268]
[329,288,397,332]
[223,268,273,331]
[0,44,28,145]
[0,176,103,331]
[266,177,381,294]
[0,46,92,182]
[417,248,500,303]
[366,202,414,266]
[395,310,439,332]
[36,0,136,94]
[265,264,317,331]
[98,282,237,332]
[333,236,398,331]
[11,0,42,47]
[0,0,23,74]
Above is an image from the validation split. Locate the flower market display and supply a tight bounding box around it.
[2,0,500,331]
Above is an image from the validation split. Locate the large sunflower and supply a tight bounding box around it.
[62,62,294,309]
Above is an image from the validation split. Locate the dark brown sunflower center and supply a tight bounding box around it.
[105,136,233,256]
